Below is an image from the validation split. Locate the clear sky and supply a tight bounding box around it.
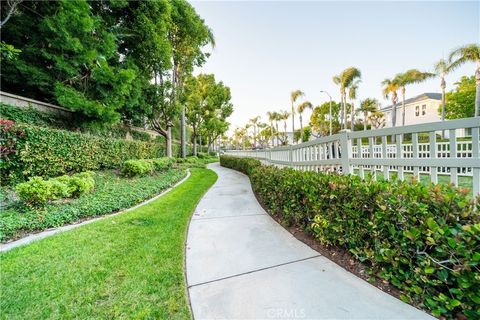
[191,1,479,132]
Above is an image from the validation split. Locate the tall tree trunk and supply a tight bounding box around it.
[339,90,344,129]
[166,126,172,157]
[192,129,197,156]
[291,102,295,137]
[364,112,367,131]
[350,101,354,131]
[181,106,186,158]
[276,123,279,146]
[391,98,397,143]
[270,122,274,147]
[401,87,406,126]
[343,93,348,130]
[441,76,446,121]
[391,99,397,127]
[299,114,303,137]
[475,64,480,117]
[199,135,202,154]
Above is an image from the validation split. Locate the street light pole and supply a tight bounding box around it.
[320,90,333,136]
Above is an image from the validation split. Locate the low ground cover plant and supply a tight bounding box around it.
[220,155,480,319]
[15,172,94,206]
[0,168,217,319]
[0,169,185,242]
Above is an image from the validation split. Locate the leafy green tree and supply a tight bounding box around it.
[448,44,480,117]
[310,101,342,136]
[1,0,137,123]
[444,76,476,119]
[185,74,232,155]
[168,0,215,157]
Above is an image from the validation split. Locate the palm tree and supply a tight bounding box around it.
[297,101,313,133]
[290,90,304,136]
[382,78,400,128]
[333,67,361,129]
[266,111,277,147]
[249,116,261,148]
[357,98,379,130]
[394,69,435,126]
[348,79,360,130]
[434,59,453,122]
[279,110,290,145]
[448,44,480,117]
[369,111,386,129]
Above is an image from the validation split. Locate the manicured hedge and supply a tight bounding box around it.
[1,124,166,184]
[220,155,480,319]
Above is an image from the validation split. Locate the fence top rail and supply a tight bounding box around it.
[225,117,479,154]
[350,117,479,139]
[292,132,343,149]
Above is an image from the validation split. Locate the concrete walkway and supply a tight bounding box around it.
[186,163,434,320]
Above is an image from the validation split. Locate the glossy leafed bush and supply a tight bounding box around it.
[220,155,480,319]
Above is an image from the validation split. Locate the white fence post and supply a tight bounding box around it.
[340,130,352,175]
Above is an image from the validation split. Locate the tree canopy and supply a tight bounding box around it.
[444,75,475,119]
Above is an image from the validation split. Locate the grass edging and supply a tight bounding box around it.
[1,168,217,319]
[0,170,191,252]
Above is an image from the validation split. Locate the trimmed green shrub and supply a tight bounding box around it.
[122,160,154,177]
[15,172,95,206]
[220,155,480,319]
[53,172,95,197]
[121,157,175,177]
[150,158,175,171]
[1,124,166,184]
[15,177,54,206]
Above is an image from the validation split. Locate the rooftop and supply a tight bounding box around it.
[381,93,441,111]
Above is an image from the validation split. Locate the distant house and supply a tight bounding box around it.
[379,92,470,137]
[380,93,442,127]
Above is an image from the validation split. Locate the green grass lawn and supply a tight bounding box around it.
[0,168,217,319]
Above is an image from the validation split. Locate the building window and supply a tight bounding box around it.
[415,105,419,116]
[422,104,426,115]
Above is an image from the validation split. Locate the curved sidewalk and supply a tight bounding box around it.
[186,163,434,320]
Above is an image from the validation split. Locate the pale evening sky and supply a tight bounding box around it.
[191,1,480,132]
